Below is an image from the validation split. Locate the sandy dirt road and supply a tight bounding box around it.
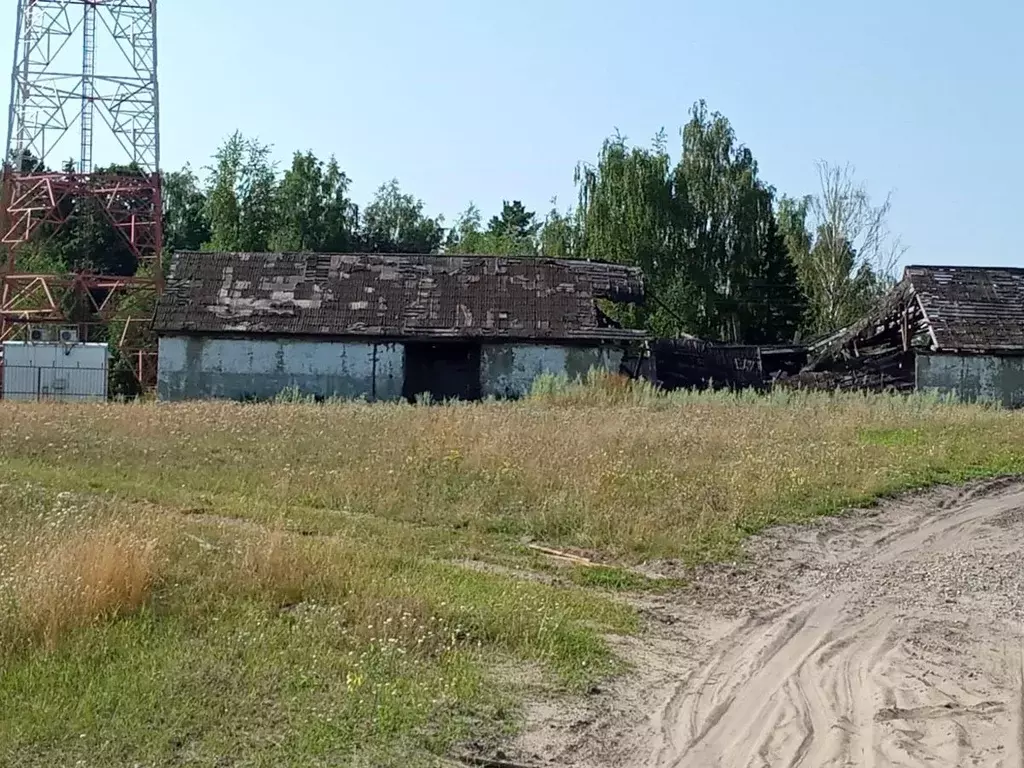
[513,479,1024,768]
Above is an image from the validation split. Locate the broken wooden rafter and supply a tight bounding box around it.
[527,543,597,567]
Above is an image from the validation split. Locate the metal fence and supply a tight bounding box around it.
[0,365,109,402]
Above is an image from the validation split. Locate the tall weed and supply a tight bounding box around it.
[8,520,161,650]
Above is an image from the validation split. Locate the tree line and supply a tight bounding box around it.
[15,99,905,345]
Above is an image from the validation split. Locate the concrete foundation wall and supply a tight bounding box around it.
[480,344,624,399]
[157,337,403,402]
[158,337,625,403]
[916,354,1024,408]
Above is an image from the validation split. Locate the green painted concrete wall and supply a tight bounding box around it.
[916,354,1024,408]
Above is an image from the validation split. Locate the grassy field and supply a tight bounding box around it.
[2,377,1023,766]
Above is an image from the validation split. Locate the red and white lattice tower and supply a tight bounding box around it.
[1,0,162,385]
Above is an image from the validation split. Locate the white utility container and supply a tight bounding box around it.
[1,340,109,402]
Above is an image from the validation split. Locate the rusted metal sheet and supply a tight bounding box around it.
[153,252,646,343]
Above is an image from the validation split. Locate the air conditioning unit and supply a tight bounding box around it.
[28,326,55,343]
[58,327,78,344]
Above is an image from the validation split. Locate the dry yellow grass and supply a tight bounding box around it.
[240,529,320,604]
[10,519,161,649]
[3,387,1022,561]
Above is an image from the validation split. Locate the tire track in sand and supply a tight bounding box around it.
[641,482,1024,768]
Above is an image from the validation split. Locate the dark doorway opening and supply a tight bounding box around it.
[402,342,482,403]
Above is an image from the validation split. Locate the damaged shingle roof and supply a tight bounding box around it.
[153,251,646,342]
[906,265,1024,353]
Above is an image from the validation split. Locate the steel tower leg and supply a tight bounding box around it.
[1,1,163,392]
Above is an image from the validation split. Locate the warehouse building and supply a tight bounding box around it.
[152,251,645,402]
[786,264,1024,407]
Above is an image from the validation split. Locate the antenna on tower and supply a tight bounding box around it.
[1,0,163,390]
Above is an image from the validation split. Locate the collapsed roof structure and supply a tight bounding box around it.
[784,265,1024,404]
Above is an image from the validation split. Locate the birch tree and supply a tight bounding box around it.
[782,161,905,334]
[270,151,357,252]
[574,104,806,342]
[204,132,278,252]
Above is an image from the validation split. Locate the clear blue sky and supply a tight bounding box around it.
[3,0,1021,270]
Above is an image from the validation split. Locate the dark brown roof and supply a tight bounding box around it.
[153,251,646,342]
[905,265,1024,353]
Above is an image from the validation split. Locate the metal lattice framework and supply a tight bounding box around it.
[1,0,161,388]
[8,0,159,175]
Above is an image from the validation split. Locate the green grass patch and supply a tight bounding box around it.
[1,388,1023,763]
[566,565,678,592]
[0,609,505,767]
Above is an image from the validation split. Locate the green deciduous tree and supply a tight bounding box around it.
[575,104,807,343]
[163,164,211,252]
[270,151,357,252]
[445,200,540,256]
[444,203,487,253]
[576,129,682,333]
[204,132,277,252]
[360,179,444,254]
[675,101,806,343]
[777,194,813,267]
[779,161,904,334]
[537,198,580,258]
